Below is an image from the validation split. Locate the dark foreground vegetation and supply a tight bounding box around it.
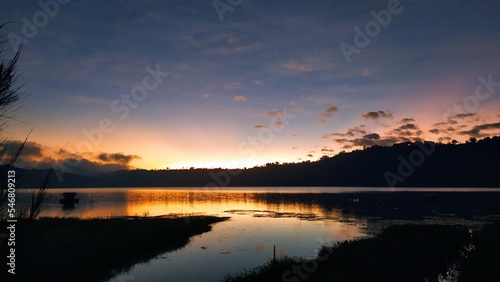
[18,136,500,188]
[0,215,227,282]
[224,223,500,282]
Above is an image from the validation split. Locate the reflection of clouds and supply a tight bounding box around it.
[33,189,361,222]
[254,242,266,251]
[19,189,129,218]
[277,246,287,257]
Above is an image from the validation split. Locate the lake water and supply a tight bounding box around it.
[17,187,500,282]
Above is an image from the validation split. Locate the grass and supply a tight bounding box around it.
[0,215,228,282]
[224,223,500,282]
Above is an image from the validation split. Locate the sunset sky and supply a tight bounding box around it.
[1,0,500,174]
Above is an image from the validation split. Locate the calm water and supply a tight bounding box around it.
[16,187,500,281]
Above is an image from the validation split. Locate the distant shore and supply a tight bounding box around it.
[15,136,500,189]
[0,215,228,282]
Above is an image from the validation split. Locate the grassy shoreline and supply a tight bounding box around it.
[224,223,500,282]
[1,215,228,282]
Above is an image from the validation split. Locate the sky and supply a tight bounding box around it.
[1,0,500,174]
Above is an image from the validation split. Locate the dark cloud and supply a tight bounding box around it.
[350,136,399,147]
[434,114,473,127]
[364,133,380,140]
[346,127,367,137]
[319,105,338,118]
[459,122,500,137]
[400,118,415,123]
[452,113,476,119]
[1,141,43,159]
[391,123,422,137]
[97,153,141,165]
[429,129,440,134]
[397,123,418,130]
[438,137,452,143]
[429,126,456,135]
[324,126,367,139]
[361,110,393,120]
[321,148,335,153]
[3,141,143,176]
[433,122,447,127]
[254,125,267,129]
[57,158,131,176]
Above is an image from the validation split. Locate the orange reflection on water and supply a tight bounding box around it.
[121,189,350,221]
[32,188,368,228]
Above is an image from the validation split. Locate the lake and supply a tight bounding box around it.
[17,187,500,281]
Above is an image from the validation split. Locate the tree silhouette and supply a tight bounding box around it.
[0,23,25,208]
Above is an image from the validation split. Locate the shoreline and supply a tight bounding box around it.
[223,223,500,282]
[0,215,228,282]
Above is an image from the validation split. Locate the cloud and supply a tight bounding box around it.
[318,105,339,123]
[254,125,267,129]
[97,152,141,165]
[389,120,421,140]
[253,80,262,85]
[4,140,142,176]
[429,128,440,134]
[363,133,380,140]
[274,120,285,127]
[350,136,399,148]
[434,113,476,127]
[326,120,425,150]
[74,95,110,105]
[233,95,247,102]
[265,109,287,117]
[306,154,314,157]
[397,123,418,130]
[321,147,335,154]
[390,123,423,138]
[57,158,133,176]
[459,122,500,137]
[1,141,43,159]
[400,118,415,123]
[225,81,242,89]
[438,137,452,143]
[282,62,313,73]
[323,126,367,139]
[361,110,393,120]
[346,126,367,137]
[320,105,338,117]
[452,113,476,119]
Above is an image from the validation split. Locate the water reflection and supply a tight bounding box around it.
[15,187,500,282]
[16,188,500,226]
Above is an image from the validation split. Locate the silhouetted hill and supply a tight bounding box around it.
[16,136,500,188]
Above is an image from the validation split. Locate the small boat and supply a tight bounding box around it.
[60,192,79,209]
